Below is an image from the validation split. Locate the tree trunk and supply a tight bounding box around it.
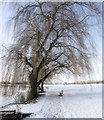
[28,70,38,100]
[41,82,44,92]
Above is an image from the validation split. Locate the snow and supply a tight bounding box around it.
[0,84,102,118]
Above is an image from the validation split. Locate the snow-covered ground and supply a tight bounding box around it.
[0,84,102,118]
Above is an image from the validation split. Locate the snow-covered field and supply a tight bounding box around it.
[0,84,102,118]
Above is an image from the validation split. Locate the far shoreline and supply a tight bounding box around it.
[0,80,103,86]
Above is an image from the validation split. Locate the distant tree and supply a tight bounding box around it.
[2,2,101,99]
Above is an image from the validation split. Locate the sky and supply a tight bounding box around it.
[0,2,102,83]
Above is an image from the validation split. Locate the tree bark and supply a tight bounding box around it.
[41,82,44,92]
[28,70,38,99]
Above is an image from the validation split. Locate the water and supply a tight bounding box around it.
[0,84,30,104]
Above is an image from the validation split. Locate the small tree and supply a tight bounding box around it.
[2,2,101,99]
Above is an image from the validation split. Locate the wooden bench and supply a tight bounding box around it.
[0,110,16,115]
[0,110,32,119]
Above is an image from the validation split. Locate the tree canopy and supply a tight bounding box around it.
[1,2,101,98]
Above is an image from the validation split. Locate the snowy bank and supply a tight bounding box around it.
[0,84,102,118]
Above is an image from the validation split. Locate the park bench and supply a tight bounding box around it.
[59,90,64,96]
[0,110,16,115]
[0,110,31,119]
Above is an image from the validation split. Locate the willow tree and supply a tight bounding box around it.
[2,2,100,99]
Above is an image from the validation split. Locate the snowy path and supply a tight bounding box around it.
[0,84,102,118]
[35,95,65,118]
[28,84,102,118]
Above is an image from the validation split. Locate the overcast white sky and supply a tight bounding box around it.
[0,2,102,83]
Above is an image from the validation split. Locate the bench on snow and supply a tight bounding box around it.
[0,110,16,114]
[0,110,32,119]
[59,90,64,96]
